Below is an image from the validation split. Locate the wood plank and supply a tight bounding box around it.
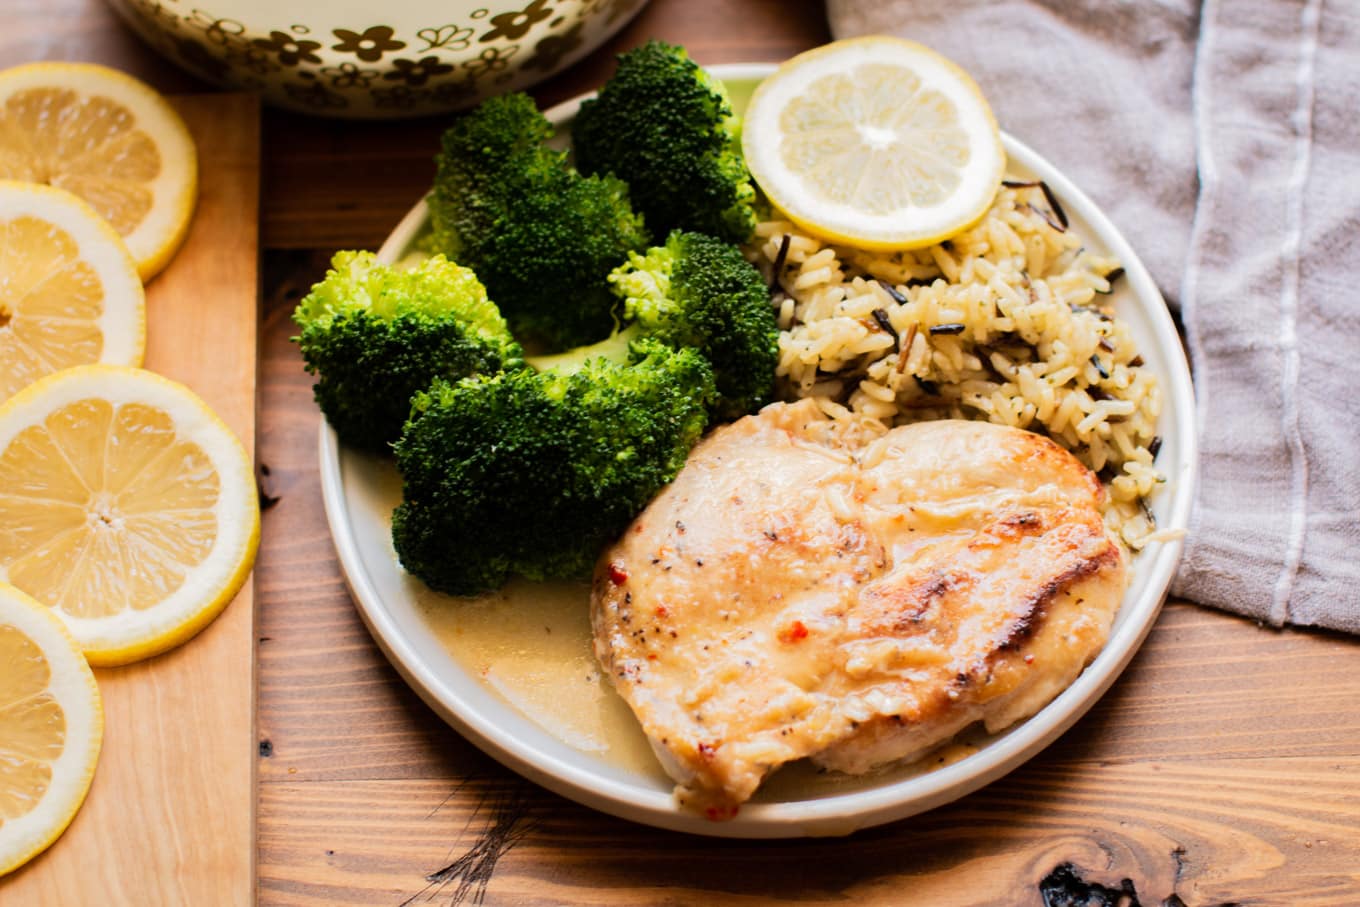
[0,94,260,905]
[257,757,1360,906]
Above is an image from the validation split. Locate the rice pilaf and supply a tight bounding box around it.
[747,181,1163,549]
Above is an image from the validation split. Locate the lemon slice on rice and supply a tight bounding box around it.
[743,36,1005,251]
[0,581,102,877]
[0,62,197,280]
[0,181,145,405]
[0,365,259,666]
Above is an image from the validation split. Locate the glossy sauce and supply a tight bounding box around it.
[365,445,1006,798]
[413,577,665,778]
[412,575,992,799]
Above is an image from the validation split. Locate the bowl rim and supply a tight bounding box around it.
[319,62,1198,838]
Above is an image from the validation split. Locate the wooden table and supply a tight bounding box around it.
[6,2,1360,904]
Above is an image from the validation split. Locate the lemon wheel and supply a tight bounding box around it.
[742,36,1006,250]
[0,180,145,405]
[0,581,102,877]
[0,62,198,280]
[0,366,259,666]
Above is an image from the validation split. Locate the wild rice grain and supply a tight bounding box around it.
[748,183,1163,549]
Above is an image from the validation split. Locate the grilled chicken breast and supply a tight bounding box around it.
[591,399,1127,815]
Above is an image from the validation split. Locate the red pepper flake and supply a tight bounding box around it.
[778,620,810,643]
[1024,654,1035,664]
[608,562,628,585]
[704,804,741,821]
[647,653,658,661]
[697,742,716,761]
[655,605,669,618]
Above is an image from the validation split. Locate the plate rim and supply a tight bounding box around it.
[318,62,1199,838]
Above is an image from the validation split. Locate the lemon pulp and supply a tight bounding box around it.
[0,86,160,237]
[0,582,102,877]
[0,181,145,404]
[742,36,1006,250]
[0,398,219,617]
[0,622,65,824]
[780,63,972,214]
[0,63,198,279]
[0,366,258,665]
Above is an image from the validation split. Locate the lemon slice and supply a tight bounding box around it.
[0,62,197,280]
[743,36,1005,250]
[0,365,259,666]
[0,181,145,405]
[0,581,102,877]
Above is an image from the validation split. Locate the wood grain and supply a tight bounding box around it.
[257,757,1360,906]
[8,1,1360,904]
[0,94,260,905]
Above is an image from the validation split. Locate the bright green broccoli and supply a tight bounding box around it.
[607,230,779,420]
[391,339,715,595]
[428,92,650,351]
[572,40,757,245]
[293,251,523,453]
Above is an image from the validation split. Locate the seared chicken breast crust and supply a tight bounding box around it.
[591,400,1128,814]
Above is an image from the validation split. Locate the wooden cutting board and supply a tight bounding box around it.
[0,93,260,905]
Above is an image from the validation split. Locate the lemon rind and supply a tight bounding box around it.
[742,36,1006,251]
[0,365,259,665]
[0,62,198,281]
[0,180,146,385]
[0,581,102,877]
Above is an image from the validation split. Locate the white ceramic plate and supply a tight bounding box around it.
[318,63,1198,838]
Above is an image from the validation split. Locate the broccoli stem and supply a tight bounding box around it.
[525,324,642,375]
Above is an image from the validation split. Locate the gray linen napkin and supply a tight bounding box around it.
[826,0,1360,632]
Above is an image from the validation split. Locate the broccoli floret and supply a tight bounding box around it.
[293,251,523,452]
[427,92,552,264]
[392,339,715,595]
[573,40,757,244]
[429,92,650,350]
[609,230,778,420]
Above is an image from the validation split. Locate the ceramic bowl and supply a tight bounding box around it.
[104,0,649,118]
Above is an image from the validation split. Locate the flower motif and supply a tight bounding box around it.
[283,80,348,110]
[321,61,380,89]
[187,13,248,49]
[227,45,282,76]
[463,46,518,80]
[383,56,455,87]
[480,0,553,43]
[416,24,475,52]
[523,22,581,73]
[371,85,422,110]
[429,78,481,108]
[251,31,322,67]
[331,26,406,63]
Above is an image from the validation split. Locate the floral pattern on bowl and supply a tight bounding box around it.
[105,0,647,118]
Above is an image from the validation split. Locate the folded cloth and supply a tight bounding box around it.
[827,0,1360,632]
